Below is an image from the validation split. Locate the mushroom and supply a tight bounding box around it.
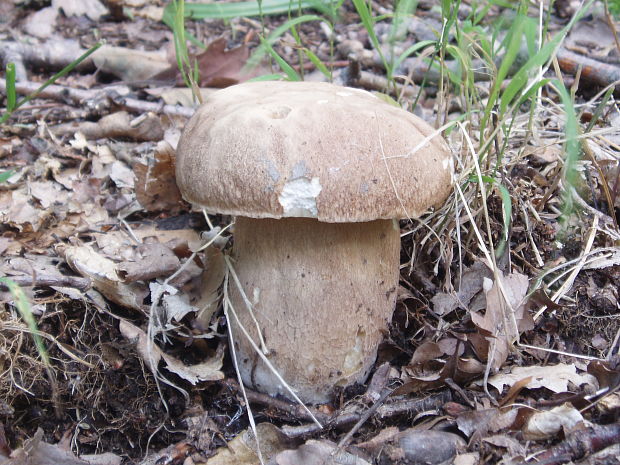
[175,81,453,403]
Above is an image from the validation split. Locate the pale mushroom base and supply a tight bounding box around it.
[229,217,401,404]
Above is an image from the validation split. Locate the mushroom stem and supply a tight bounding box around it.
[229,217,401,404]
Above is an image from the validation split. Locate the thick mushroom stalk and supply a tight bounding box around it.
[230,217,400,403]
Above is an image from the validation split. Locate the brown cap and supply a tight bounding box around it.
[176,81,453,222]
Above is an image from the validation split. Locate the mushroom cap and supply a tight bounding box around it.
[176,81,453,222]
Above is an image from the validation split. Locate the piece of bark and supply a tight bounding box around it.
[0,39,168,82]
[557,48,620,89]
[0,274,91,291]
[52,111,164,141]
[0,78,194,118]
[280,391,453,438]
[517,423,620,465]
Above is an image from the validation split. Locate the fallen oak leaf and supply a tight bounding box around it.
[119,320,224,384]
[523,403,585,440]
[485,363,598,394]
[53,111,164,142]
[196,37,254,87]
[153,37,256,88]
[60,244,148,312]
[3,427,121,465]
[470,272,533,372]
[133,142,185,214]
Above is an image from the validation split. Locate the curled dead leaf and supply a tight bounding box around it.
[119,320,224,384]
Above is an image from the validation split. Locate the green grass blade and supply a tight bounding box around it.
[0,41,103,125]
[392,39,435,74]
[247,73,286,81]
[352,0,389,72]
[499,0,594,115]
[246,14,324,69]
[302,47,331,79]
[585,87,614,133]
[469,175,512,259]
[5,63,16,112]
[259,36,301,81]
[553,80,581,224]
[0,277,51,367]
[0,170,15,183]
[481,13,525,132]
[163,0,333,23]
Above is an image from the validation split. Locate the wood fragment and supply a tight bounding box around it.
[518,423,620,465]
[0,78,195,119]
[282,391,453,438]
[345,60,419,98]
[557,48,620,89]
[224,378,453,439]
[0,274,91,291]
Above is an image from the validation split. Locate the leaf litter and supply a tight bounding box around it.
[1,1,620,464]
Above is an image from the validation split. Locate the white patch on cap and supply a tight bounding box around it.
[317,99,329,104]
[278,177,322,217]
[336,91,353,97]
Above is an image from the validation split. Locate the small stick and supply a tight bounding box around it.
[519,423,620,465]
[281,390,453,438]
[0,274,91,291]
[0,78,195,118]
[335,387,394,450]
[557,48,620,89]
[222,378,330,424]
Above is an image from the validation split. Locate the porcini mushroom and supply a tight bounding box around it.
[176,81,453,403]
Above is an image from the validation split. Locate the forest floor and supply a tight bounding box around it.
[1,0,620,464]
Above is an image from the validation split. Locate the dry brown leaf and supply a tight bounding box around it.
[154,37,256,88]
[204,423,294,465]
[456,408,519,438]
[61,244,148,312]
[134,142,185,213]
[119,320,224,384]
[453,453,480,465]
[92,46,169,81]
[24,7,57,39]
[274,440,372,465]
[487,363,598,394]
[152,87,216,107]
[29,181,68,209]
[53,112,164,142]
[53,0,108,21]
[193,246,226,329]
[431,261,492,315]
[523,403,584,440]
[0,189,47,232]
[482,434,526,457]
[489,363,598,392]
[3,428,121,465]
[116,242,180,283]
[587,359,620,390]
[470,272,532,371]
[197,38,253,87]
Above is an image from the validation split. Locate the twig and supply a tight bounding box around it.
[0,274,91,291]
[335,388,394,451]
[345,60,418,98]
[557,48,620,89]
[280,390,453,438]
[519,423,620,465]
[222,378,330,424]
[0,78,195,118]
